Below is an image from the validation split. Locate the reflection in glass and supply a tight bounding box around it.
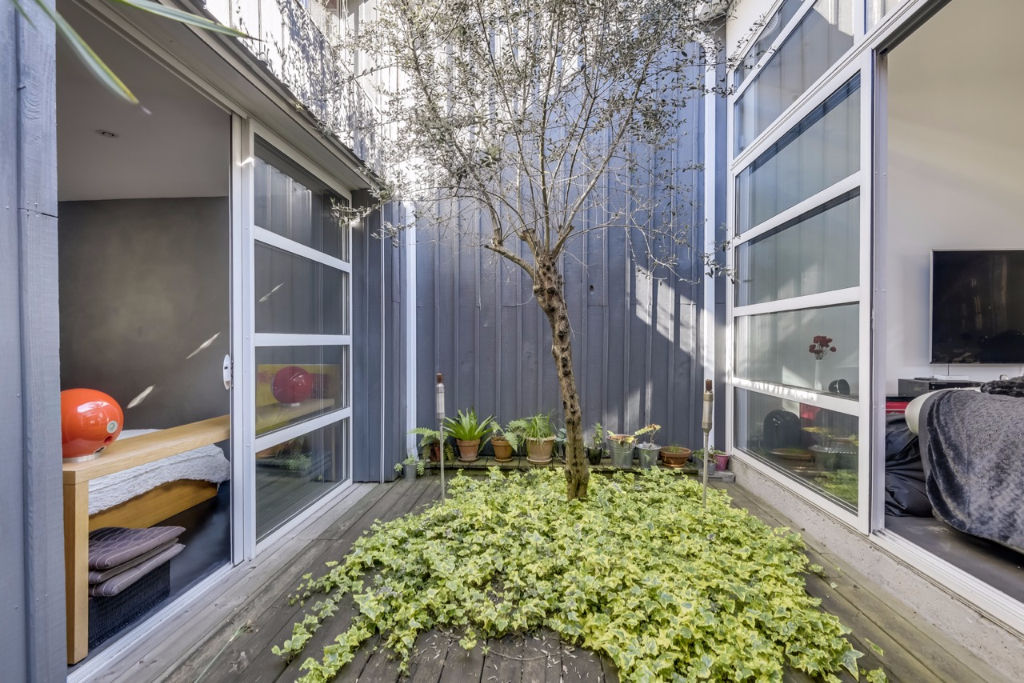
[736,193,859,305]
[735,0,855,153]
[255,243,348,335]
[256,419,349,539]
[735,388,858,509]
[737,76,860,233]
[254,140,349,261]
[255,346,349,437]
[733,0,803,88]
[736,304,860,397]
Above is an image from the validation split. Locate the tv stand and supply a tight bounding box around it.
[897,378,983,398]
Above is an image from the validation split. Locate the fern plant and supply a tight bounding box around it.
[506,412,555,441]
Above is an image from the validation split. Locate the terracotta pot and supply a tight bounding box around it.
[428,442,440,462]
[714,453,731,471]
[492,437,514,462]
[456,438,481,462]
[660,446,691,468]
[526,438,554,464]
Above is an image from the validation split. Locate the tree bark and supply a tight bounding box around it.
[533,254,589,500]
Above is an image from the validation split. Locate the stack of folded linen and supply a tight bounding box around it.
[87,526,185,648]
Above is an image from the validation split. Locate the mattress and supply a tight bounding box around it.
[88,429,230,515]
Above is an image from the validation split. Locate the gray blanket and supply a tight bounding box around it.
[919,390,1024,553]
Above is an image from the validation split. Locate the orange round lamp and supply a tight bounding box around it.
[61,388,124,461]
[272,366,313,404]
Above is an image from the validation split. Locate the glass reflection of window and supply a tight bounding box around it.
[735,0,855,154]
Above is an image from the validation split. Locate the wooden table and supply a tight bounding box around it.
[62,398,334,663]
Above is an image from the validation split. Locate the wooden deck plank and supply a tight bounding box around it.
[437,639,485,683]
[406,631,449,683]
[521,629,562,683]
[357,636,403,682]
[481,634,523,683]
[274,480,440,682]
[560,641,605,682]
[173,481,420,683]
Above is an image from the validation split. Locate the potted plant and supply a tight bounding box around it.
[607,424,659,468]
[490,424,521,463]
[692,448,729,471]
[585,423,605,465]
[393,456,425,481]
[409,427,441,462]
[635,425,662,470]
[443,409,494,462]
[507,413,556,464]
[660,444,691,468]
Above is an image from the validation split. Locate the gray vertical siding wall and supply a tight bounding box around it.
[414,101,709,449]
[0,2,66,680]
[352,194,409,481]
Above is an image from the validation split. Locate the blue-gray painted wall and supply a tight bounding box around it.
[413,96,710,450]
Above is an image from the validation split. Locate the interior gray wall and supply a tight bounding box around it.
[0,2,66,680]
[58,198,231,429]
[413,119,707,450]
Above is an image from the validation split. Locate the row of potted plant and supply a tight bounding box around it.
[409,413,731,472]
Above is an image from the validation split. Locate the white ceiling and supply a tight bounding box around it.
[57,0,230,201]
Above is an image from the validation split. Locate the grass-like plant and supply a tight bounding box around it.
[443,409,494,442]
[506,412,555,441]
[273,469,882,682]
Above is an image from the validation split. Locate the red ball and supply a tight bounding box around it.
[272,366,314,404]
[61,389,124,459]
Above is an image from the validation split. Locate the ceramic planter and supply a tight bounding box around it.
[492,437,514,462]
[610,441,635,468]
[456,438,481,462]
[660,446,691,468]
[714,453,731,471]
[428,442,440,462]
[526,437,554,464]
[636,444,660,469]
[585,446,604,465]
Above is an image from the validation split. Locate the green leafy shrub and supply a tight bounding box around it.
[273,469,867,682]
[506,412,555,440]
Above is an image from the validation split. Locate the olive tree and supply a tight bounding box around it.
[356,0,730,500]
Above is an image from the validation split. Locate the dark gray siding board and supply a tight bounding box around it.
[1,2,65,680]
[413,109,707,448]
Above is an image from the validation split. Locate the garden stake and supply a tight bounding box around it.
[436,373,446,499]
[701,379,713,509]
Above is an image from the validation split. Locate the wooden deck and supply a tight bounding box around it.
[158,475,1004,683]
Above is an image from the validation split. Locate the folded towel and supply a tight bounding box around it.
[89,526,185,571]
[90,543,184,598]
[88,540,178,584]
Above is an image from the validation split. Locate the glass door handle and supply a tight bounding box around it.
[222,354,232,390]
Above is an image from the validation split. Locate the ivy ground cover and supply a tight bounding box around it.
[275,469,874,682]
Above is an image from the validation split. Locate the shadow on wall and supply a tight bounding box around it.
[58,197,230,429]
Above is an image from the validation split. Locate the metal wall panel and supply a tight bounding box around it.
[413,111,709,450]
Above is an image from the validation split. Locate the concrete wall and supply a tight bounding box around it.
[0,2,66,679]
[58,198,231,428]
[883,0,1024,393]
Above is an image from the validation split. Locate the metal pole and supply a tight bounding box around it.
[701,379,714,509]
[436,373,446,499]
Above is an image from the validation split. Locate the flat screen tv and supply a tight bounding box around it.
[931,250,1024,364]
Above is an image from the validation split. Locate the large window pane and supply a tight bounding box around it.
[867,0,904,29]
[735,388,858,509]
[256,419,349,539]
[736,303,859,397]
[255,243,348,335]
[737,75,859,233]
[735,0,854,153]
[255,346,349,437]
[736,193,859,305]
[733,0,804,88]
[255,139,349,261]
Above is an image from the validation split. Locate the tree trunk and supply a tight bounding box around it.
[533,254,589,500]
